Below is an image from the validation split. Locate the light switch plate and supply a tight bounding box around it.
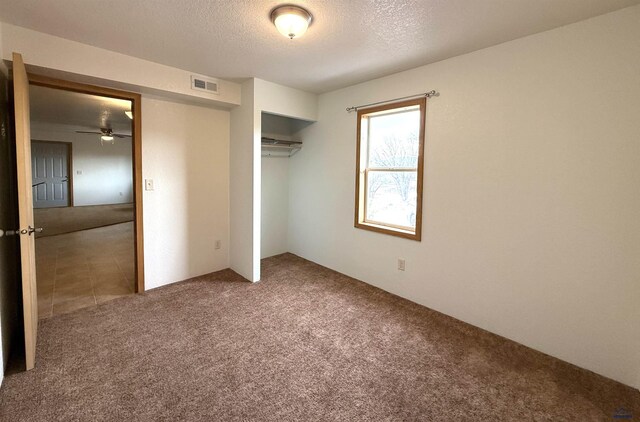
[398,258,406,271]
[145,179,154,191]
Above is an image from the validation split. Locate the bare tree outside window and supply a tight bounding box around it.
[369,132,418,202]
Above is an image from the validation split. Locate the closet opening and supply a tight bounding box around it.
[260,112,313,261]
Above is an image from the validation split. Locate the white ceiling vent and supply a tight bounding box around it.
[191,75,220,95]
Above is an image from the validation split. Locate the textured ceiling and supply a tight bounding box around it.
[1,0,639,93]
[30,85,132,134]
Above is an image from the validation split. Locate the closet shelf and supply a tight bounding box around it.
[261,137,302,157]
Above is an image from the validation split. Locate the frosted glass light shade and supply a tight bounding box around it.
[271,5,312,39]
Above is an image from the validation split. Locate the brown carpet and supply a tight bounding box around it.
[34,204,134,237]
[0,253,637,421]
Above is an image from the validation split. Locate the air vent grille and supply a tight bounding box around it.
[206,81,218,92]
[191,75,220,95]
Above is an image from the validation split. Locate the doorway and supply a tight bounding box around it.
[27,75,144,318]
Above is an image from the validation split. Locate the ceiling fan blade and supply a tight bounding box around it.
[75,131,102,134]
[112,134,131,138]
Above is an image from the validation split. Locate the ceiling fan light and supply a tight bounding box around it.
[271,5,312,39]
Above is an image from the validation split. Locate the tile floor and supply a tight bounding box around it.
[35,222,135,318]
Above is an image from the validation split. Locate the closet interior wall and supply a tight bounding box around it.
[260,112,311,259]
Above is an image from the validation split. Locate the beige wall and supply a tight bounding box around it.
[288,6,640,388]
[142,97,230,289]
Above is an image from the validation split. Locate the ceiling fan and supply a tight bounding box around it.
[75,128,131,145]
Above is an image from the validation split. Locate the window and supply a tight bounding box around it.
[354,98,425,240]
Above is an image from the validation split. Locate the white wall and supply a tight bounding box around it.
[288,6,640,389]
[254,79,316,266]
[254,79,317,123]
[230,79,258,281]
[0,24,241,109]
[260,113,312,259]
[261,156,289,258]
[142,97,230,289]
[0,23,234,290]
[31,124,133,206]
[0,22,234,382]
[230,79,317,281]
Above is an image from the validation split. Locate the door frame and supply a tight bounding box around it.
[27,74,145,293]
[31,139,74,207]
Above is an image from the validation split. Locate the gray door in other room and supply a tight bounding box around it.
[31,140,70,208]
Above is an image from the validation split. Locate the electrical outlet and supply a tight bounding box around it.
[215,240,221,250]
[398,258,406,271]
[145,179,154,191]
[76,170,83,175]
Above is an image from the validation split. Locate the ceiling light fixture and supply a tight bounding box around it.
[100,135,115,146]
[270,5,312,39]
[125,111,133,119]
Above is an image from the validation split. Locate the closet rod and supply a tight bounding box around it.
[346,90,438,112]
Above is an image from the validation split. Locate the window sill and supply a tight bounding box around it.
[354,221,421,241]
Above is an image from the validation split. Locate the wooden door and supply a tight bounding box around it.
[13,52,38,370]
[32,141,71,208]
